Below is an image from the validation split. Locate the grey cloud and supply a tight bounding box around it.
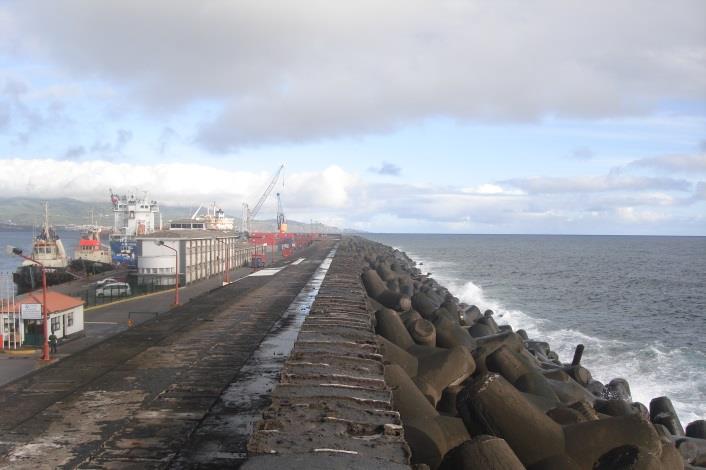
[8,1,706,151]
[116,128,132,150]
[368,162,401,176]
[503,175,692,194]
[158,126,177,154]
[89,128,133,155]
[64,145,86,159]
[570,146,594,160]
[630,153,706,173]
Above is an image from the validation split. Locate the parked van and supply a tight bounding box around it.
[95,282,131,297]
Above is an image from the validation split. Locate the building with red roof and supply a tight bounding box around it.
[1,290,85,349]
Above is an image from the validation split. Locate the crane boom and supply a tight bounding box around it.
[242,164,285,234]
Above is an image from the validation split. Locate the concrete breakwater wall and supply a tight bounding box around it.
[247,236,705,469]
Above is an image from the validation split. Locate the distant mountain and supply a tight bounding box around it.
[0,197,343,233]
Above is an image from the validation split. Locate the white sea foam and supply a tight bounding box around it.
[406,250,705,424]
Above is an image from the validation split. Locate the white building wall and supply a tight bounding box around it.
[49,305,84,338]
[137,235,260,286]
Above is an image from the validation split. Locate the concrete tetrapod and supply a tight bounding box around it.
[376,335,475,406]
[439,435,525,470]
[457,373,565,467]
[384,364,470,470]
[686,420,706,439]
[486,345,559,402]
[432,315,476,352]
[408,318,436,347]
[651,396,685,436]
[563,414,672,469]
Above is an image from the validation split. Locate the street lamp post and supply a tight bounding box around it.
[216,238,230,285]
[5,246,50,361]
[156,241,180,306]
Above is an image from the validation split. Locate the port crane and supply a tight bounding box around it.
[241,164,284,235]
[276,192,287,234]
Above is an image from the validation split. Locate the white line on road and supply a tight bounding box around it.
[85,321,119,325]
[291,258,306,265]
[248,267,284,277]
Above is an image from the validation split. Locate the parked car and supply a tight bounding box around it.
[96,277,119,287]
[95,282,131,297]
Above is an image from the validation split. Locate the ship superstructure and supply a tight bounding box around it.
[109,190,161,265]
[169,202,235,231]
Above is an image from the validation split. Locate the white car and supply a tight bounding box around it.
[95,282,131,297]
[96,277,119,287]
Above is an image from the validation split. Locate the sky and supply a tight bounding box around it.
[0,1,705,234]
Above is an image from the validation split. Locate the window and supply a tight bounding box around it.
[67,313,74,327]
[51,316,60,333]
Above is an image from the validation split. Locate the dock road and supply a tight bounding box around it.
[0,240,334,469]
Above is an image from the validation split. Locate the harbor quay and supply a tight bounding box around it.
[0,237,703,469]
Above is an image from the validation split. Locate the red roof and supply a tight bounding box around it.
[1,290,84,314]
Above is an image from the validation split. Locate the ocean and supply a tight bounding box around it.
[363,233,706,424]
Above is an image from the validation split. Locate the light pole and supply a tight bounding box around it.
[156,241,180,306]
[216,238,230,285]
[5,246,50,361]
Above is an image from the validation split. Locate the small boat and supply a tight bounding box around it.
[13,203,74,294]
[70,225,114,275]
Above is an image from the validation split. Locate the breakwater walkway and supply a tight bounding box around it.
[0,240,346,469]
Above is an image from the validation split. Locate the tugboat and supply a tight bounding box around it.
[12,203,74,294]
[70,224,114,275]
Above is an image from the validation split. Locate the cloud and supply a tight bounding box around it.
[631,153,706,173]
[503,175,692,194]
[368,162,401,176]
[88,128,134,157]
[6,0,706,150]
[0,159,361,215]
[570,146,594,160]
[63,145,86,159]
[0,158,704,234]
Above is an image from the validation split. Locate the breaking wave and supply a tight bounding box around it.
[406,250,705,424]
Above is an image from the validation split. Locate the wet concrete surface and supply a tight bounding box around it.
[245,243,411,468]
[0,241,334,469]
[169,250,337,468]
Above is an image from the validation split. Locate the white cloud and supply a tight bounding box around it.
[503,174,692,194]
[1,159,704,234]
[631,153,706,173]
[5,0,705,150]
[0,159,361,216]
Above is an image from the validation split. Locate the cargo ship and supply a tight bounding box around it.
[108,190,162,266]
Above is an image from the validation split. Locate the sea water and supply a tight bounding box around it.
[363,234,706,424]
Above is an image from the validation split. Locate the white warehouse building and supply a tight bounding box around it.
[135,230,263,286]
